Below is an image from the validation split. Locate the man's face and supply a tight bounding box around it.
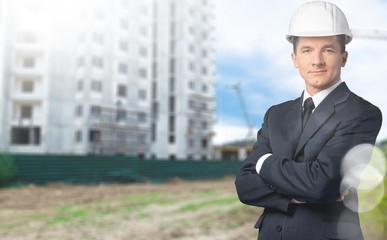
[291,36,348,96]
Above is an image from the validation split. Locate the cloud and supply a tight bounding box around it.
[214,0,387,143]
[214,0,294,57]
[213,123,258,145]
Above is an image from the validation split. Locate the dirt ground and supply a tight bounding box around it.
[0,177,261,240]
[1,178,384,240]
[0,179,222,209]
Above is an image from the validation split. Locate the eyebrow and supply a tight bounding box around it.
[322,44,337,49]
[299,44,337,50]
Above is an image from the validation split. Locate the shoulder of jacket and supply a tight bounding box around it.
[271,97,301,110]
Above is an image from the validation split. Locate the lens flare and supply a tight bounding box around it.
[340,143,385,213]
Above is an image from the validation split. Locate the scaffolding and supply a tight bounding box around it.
[88,105,150,156]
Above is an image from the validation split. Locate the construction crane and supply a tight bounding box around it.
[351,28,387,40]
[231,81,255,141]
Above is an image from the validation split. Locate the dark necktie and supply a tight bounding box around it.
[302,97,315,129]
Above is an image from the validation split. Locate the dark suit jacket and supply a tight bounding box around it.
[235,83,382,240]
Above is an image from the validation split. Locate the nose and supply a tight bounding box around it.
[312,52,325,66]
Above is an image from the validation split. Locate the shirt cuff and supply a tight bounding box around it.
[256,153,272,174]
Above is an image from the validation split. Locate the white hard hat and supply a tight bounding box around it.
[286,1,352,44]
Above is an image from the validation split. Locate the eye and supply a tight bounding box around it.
[324,49,335,53]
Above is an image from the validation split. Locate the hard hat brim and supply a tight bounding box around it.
[286,33,352,45]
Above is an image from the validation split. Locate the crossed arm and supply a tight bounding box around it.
[235,106,382,214]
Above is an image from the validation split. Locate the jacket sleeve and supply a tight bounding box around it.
[235,108,294,214]
[258,105,382,203]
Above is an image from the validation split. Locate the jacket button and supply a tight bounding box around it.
[276,225,282,232]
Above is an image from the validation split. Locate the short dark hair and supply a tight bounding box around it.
[292,34,346,53]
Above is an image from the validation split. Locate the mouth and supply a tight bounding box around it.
[309,70,327,74]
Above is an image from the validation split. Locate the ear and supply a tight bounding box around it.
[341,51,348,67]
[291,52,299,68]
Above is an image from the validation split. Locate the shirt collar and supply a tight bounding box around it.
[303,80,343,108]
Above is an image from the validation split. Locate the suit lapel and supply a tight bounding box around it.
[295,103,335,156]
[295,83,351,157]
[288,97,303,152]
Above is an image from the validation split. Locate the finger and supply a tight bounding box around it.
[343,189,349,196]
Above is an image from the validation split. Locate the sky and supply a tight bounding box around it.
[212,0,387,145]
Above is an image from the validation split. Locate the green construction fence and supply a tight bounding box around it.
[4,154,243,186]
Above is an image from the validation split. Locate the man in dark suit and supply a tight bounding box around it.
[235,2,382,240]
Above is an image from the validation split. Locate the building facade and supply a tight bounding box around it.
[0,0,216,159]
[152,0,216,159]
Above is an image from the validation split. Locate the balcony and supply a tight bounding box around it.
[12,65,46,77]
[11,91,44,102]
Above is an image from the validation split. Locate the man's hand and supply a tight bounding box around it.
[290,198,305,204]
[336,187,350,202]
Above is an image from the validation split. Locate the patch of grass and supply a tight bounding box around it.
[122,192,163,202]
[112,192,162,214]
[0,222,22,234]
[179,196,238,212]
[136,210,151,219]
[49,207,89,225]
[23,200,119,228]
[198,188,222,196]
